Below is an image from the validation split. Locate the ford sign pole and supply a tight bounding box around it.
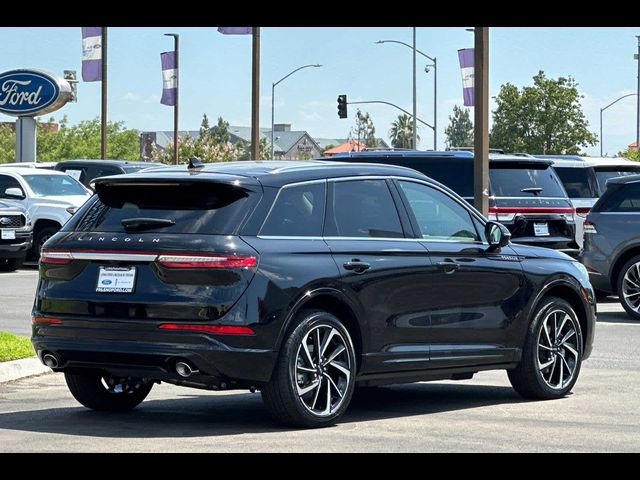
[165,33,179,165]
[101,27,107,159]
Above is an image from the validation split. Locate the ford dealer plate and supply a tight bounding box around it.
[96,266,137,293]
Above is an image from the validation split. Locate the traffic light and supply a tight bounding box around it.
[337,94,348,119]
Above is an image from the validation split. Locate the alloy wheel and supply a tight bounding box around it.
[294,324,352,417]
[622,262,640,313]
[537,309,580,390]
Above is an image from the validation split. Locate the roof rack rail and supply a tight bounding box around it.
[447,146,506,154]
[360,147,414,152]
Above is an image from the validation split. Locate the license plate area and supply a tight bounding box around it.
[534,222,550,237]
[96,266,137,293]
[1,229,16,240]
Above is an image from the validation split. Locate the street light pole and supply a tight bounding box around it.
[375,38,437,150]
[412,27,417,149]
[636,35,640,151]
[599,93,638,156]
[270,64,322,159]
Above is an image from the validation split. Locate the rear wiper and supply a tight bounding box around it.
[121,217,175,231]
[521,187,543,195]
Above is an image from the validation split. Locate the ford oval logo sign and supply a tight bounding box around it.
[0,69,72,117]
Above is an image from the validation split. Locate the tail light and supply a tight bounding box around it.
[32,316,63,324]
[39,249,73,265]
[583,221,598,234]
[576,207,591,219]
[156,255,257,269]
[158,323,255,335]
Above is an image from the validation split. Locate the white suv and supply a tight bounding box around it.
[0,168,91,258]
[0,200,32,271]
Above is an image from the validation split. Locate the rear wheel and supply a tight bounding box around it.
[617,255,640,320]
[508,296,583,399]
[262,310,356,428]
[64,371,153,411]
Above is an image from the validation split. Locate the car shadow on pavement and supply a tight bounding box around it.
[0,382,529,438]
[596,311,639,324]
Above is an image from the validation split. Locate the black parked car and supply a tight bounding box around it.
[32,161,595,427]
[55,159,163,189]
[325,151,578,255]
[581,174,640,319]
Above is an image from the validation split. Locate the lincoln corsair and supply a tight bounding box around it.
[32,160,595,428]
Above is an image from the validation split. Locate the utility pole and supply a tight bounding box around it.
[636,35,640,151]
[101,27,107,159]
[251,27,261,159]
[412,27,417,149]
[474,27,489,216]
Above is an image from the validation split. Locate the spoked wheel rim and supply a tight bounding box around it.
[294,324,352,417]
[537,309,580,390]
[100,375,146,395]
[622,262,640,313]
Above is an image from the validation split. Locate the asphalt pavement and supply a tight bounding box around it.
[1,265,639,452]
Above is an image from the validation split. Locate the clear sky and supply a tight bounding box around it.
[0,26,638,155]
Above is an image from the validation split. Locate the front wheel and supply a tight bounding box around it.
[65,371,153,411]
[508,296,583,399]
[32,226,59,260]
[261,310,356,428]
[617,255,640,321]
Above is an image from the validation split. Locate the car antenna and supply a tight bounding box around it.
[188,157,204,170]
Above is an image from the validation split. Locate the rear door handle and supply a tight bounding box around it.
[436,261,460,273]
[343,260,371,273]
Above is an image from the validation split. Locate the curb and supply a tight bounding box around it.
[0,357,51,383]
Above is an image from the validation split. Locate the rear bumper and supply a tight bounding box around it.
[32,321,277,386]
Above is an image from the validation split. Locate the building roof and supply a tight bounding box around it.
[323,139,366,155]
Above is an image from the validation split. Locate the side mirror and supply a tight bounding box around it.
[4,187,25,199]
[485,221,511,250]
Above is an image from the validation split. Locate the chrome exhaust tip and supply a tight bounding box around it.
[175,361,198,378]
[43,353,59,369]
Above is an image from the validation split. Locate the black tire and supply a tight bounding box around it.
[261,310,356,428]
[64,371,153,411]
[508,296,583,400]
[31,226,59,260]
[0,257,23,272]
[617,255,640,321]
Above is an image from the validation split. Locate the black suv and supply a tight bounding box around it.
[55,160,163,189]
[33,161,595,427]
[581,174,640,319]
[326,151,578,255]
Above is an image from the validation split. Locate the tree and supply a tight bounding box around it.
[211,116,230,145]
[490,71,597,154]
[444,105,473,148]
[351,110,377,148]
[389,114,419,149]
[236,137,269,160]
[617,147,640,161]
[0,116,140,162]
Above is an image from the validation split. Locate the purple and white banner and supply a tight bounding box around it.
[81,27,102,82]
[458,48,474,107]
[217,27,253,35]
[160,51,177,106]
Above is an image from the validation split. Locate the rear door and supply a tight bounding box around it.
[323,178,435,373]
[37,178,261,323]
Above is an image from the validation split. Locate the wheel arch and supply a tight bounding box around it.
[279,288,365,371]
[610,246,640,294]
[531,280,589,353]
[33,218,62,235]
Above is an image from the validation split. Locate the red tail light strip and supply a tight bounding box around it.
[32,316,63,324]
[156,255,257,269]
[158,323,255,335]
[39,249,257,269]
[488,207,576,214]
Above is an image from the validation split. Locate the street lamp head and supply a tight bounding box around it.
[164,33,179,38]
[313,64,322,67]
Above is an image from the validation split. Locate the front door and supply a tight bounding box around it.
[395,179,526,368]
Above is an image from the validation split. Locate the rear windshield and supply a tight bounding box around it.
[594,167,640,194]
[553,167,596,198]
[121,166,152,174]
[489,164,566,198]
[73,182,256,234]
[595,183,640,212]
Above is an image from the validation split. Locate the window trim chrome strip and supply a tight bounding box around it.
[70,252,159,262]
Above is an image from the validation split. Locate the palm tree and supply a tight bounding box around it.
[389,114,419,149]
